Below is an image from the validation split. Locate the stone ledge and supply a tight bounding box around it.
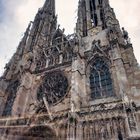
[127,134,140,140]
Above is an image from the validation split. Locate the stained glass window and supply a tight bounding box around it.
[37,72,68,105]
[90,57,114,99]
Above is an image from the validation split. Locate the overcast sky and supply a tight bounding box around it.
[0,0,140,76]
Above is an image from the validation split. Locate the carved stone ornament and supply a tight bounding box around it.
[37,72,68,105]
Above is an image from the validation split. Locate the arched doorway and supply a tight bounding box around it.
[23,125,57,140]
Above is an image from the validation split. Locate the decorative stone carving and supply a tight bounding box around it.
[20,72,33,89]
[107,27,118,42]
[0,0,140,140]
[122,27,131,44]
[21,52,33,71]
[37,71,68,105]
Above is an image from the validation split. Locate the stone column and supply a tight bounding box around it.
[12,72,35,116]
[109,43,132,135]
[95,0,102,26]
[86,0,92,31]
[111,45,130,96]
[71,56,86,112]
[59,53,63,64]
[0,80,8,115]
[76,124,83,140]
[110,63,120,97]
[106,121,111,139]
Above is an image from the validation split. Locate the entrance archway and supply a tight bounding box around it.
[23,125,57,140]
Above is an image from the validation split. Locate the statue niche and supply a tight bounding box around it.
[23,125,57,140]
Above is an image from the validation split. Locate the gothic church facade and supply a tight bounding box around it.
[0,0,140,139]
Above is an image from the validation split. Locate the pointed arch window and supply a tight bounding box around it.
[90,57,114,99]
[98,0,103,5]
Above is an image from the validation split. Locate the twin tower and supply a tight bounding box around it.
[0,0,140,139]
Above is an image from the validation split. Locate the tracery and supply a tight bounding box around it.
[37,72,68,105]
[90,57,114,99]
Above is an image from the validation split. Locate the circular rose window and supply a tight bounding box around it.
[37,71,68,105]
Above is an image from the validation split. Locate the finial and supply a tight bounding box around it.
[62,28,65,33]
[58,24,60,29]
[122,27,128,40]
[122,27,130,44]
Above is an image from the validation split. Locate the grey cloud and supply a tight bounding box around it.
[0,0,44,76]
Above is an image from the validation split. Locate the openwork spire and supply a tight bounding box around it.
[43,0,55,15]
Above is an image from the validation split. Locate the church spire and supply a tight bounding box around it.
[43,0,55,16]
[24,0,57,51]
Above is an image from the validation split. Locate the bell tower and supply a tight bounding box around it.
[88,0,107,28]
[75,0,140,139]
[76,0,120,37]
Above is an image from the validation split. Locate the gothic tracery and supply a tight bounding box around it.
[37,72,68,105]
[90,57,114,99]
[0,0,140,140]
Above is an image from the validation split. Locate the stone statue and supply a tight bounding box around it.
[122,27,130,44]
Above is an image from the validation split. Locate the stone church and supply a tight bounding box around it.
[0,0,140,139]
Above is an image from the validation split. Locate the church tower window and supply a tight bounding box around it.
[89,57,114,99]
[98,0,103,5]
[90,0,97,25]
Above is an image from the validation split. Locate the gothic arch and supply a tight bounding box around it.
[87,40,109,65]
[48,55,54,66]
[24,125,57,140]
[87,56,114,100]
[51,47,59,64]
[62,50,69,62]
[88,53,110,66]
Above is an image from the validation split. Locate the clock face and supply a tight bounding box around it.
[37,72,68,105]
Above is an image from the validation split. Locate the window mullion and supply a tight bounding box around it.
[98,71,102,97]
[90,58,114,100]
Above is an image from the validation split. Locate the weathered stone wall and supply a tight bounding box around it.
[0,0,140,140]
